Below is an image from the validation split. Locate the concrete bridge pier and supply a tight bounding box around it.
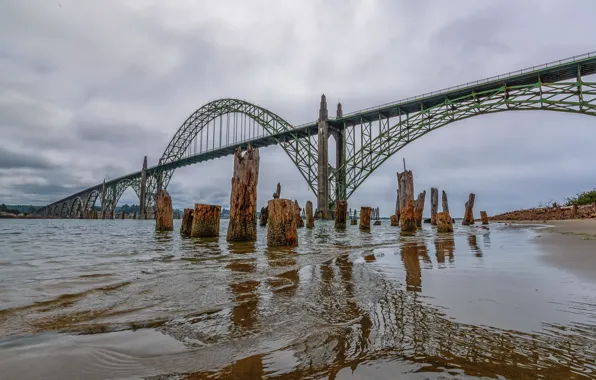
[139,156,147,219]
[316,94,329,218]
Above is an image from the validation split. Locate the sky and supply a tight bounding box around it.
[1,0,595,217]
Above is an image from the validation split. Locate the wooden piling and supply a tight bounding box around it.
[273,182,281,199]
[462,193,476,226]
[442,190,450,214]
[227,144,259,242]
[180,208,194,237]
[359,207,372,230]
[267,199,298,247]
[121,211,125,220]
[480,211,489,225]
[430,188,438,225]
[155,189,174,231]
[398,170,415,228]
[390,214,399,226]
[191,204,221,238]
[437,212,454,233]
[305,200,315,228]
[414,190,426,228]
[400,200,417,234]
[294,200,304,228]
[259,206,268,226]
[133,211,137,220]
[335,200,347,229]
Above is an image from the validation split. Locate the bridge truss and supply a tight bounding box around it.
[36,52,596,218]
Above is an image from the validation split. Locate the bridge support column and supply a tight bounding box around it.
[139,156,147,219]
[316,94,330,219]
[330,102,346,204]
[100,179,106,219]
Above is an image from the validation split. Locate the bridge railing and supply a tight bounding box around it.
[340,51,596,118]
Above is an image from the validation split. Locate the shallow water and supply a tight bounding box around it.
[0,219,595,379]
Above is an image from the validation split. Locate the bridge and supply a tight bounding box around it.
[36,52,596,218]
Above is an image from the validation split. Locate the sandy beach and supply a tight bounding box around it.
[495,219,596,283]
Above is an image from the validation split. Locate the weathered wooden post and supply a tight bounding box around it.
[414,190,426,228]
[155,189,174,231]
[442,190,450,214]
[400,200,417,234]
[273,182,281,199]
[437,211,454,233]
[180,208,194,237]
[305,200,315,228]
[462,193,476,226]
[373,207,381,225]
[267,199,298,247]
[191,204,220,237]
[227,144,259,242]
[360,206,371,230]
[335,200,347,229]
[259,206,268,226]
[294,200,304,228]
[480,211,489,225]
[430,188,438,225]
[133,211,137,220]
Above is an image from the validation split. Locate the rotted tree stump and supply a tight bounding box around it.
[437,212,454,233]
[430,188,438,225]
[462,193,476,226]
[414,190,426,228]
[360,207,372,230]
[305,200,315,229]
[294,200,304,228]
[227,144,259,242]
[390,214,399,226]
[155,189,174,232]
[400,200,417,235]
[480,211,489,225]
[267,199,298,247]
[335,200,347,229]
[191,204,221,238]
[442,190,450,214]
[259,206,268,226]
[180,208,194,237]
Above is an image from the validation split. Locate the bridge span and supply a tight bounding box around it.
[37,51,596,218]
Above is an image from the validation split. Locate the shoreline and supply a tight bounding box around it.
[493,219,596,282]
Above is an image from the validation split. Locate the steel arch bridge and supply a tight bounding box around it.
[36,51,596,218]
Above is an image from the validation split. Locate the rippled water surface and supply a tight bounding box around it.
[1,219,595,379]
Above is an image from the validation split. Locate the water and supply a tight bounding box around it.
[0,219,595,379]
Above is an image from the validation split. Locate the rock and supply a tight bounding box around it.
[191,204,221,238]
[227,144,259,242]
[267,199,298,247]
[155,189,174,231]
[335,200,347,229]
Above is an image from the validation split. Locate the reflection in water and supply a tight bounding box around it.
[2,220,596,379]
[435,236,455,266]
[400,241,427,292]
[468,234,483,257]
[483,232,491,247]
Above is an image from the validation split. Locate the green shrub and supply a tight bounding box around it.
[564,188,596,206]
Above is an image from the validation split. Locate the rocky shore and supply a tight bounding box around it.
[489,203,596,221]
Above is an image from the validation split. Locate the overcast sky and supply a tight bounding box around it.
[1,1,595,216]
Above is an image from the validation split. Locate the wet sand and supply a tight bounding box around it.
[495,219,596,283]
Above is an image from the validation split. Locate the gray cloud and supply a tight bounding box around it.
[1,0,595,217]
